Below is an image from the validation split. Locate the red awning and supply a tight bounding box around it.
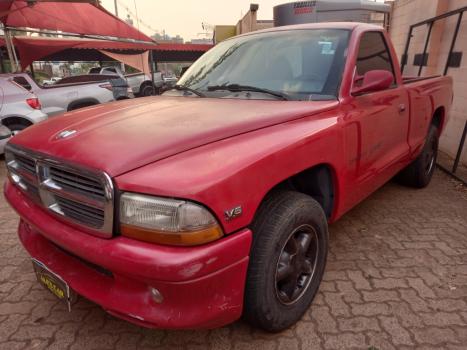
[0,0,153,42]
[10,36,213,69]
[13,36,158,68]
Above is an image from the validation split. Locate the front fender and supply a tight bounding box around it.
[115,109,345,234]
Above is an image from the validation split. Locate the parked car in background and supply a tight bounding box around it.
[162,72,178,89]
[42,77,61,86]
[0,124,12,155]
[1,73,116,117]
[88,66,177,96]
[0,76,48,134]
[56,75,134,100]
[4,23,453,332]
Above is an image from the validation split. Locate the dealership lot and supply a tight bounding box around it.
[0,160,466,350]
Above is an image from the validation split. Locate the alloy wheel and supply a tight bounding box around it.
[274,224,319,305]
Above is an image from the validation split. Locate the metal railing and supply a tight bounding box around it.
[401,6,467,185]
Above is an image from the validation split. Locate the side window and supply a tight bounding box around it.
[12,76,32,91]
[355,32,395,84]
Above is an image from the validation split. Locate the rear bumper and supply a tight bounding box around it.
[5,180,252,329]
[26,109,48,124]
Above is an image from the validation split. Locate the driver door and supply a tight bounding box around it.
[346,31,410,200]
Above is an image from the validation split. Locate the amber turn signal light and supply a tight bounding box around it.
[121,224,224,246]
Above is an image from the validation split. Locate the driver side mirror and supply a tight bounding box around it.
[352,70,394,95]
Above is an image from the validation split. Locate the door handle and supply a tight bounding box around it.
[399,104,406,113]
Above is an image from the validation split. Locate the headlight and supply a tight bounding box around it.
[119,192,223,246]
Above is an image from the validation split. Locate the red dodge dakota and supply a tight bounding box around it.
[4,23,453,332]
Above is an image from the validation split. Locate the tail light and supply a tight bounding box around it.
[99,83,113,91]
[26,97,41,110]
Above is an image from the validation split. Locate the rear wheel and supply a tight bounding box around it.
[244,191,328,332]
[397,125,438,188]
[140,84,155,97]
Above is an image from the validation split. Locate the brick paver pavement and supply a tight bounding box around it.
[0,159,466,350]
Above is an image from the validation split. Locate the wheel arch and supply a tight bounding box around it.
[1,115,33,128]
[254,163,338,221]
[431,106,445,136]
[67,98,100,111]
[140,80,154,88]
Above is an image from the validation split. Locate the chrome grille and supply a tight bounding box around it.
[21,177,41,204]
[5,144,114,237]
[49,166,106,200]
[55,196,105,229]
[15,154,36,174]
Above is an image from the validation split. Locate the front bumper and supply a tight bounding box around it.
[5,180,252,329]
[0,138,9,155]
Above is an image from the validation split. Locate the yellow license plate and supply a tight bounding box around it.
[32,259,76,311]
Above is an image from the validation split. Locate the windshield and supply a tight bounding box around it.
[176,29,349,101]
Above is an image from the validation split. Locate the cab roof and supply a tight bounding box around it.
[235,22,383,39]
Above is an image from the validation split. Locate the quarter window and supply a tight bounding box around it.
[12,76,32,91]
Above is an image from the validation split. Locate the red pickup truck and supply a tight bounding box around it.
[4,23,452,332]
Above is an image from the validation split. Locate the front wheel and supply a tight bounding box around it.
[397,125,438,188]
[244,191,328,332]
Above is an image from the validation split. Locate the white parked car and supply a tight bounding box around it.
[2,73,116,117]
[0,76,48,135]
[0,125,12,155]
[42,77,61,85]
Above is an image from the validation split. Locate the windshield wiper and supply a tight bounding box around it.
[170,84,206,98]
[207,84,290,100]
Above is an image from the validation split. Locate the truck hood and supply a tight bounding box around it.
[10,96,338,176]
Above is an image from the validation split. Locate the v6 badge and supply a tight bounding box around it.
[224,206,242,221]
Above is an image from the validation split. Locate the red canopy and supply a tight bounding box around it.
[13,36,157,68]
[0,0,153,42]
[10,36,213,69]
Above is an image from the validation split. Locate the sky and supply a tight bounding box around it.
[100,0,293,41]
[100,0,386,42]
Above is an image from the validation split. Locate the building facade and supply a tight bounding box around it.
[213,4,273,43]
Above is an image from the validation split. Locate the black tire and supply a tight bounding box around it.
[244,191,328,332]
[140,84,155,97]
[397,125,438,188]
[6,123,29,135]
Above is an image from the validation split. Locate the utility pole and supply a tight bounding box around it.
[4,28,19,72]
[113,0,125,73]
[114,0,118,17]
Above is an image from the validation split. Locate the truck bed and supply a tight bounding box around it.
[402,75,441,84]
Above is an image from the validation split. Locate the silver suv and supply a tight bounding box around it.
[0,76,48,135]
